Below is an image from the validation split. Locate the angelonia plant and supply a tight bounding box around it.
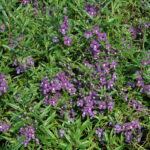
[0,0,149,150]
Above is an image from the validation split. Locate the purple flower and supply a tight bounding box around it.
[63,7,67,13]
[95,128,105,141]
[0,122,11,132]
[59,24,68,34]
[84,30,93,39]
[59,130,65,137]
[144,84,150,93]
[52,36,59,43]
[108,101,115,111]
[45,96,58,107]
[98,101,106,110]
[35,138,40,146]
[13,57,34,74]
[130,100,146,112]
[124,131,133,143]
[68,87,76,95]
[90,40,100,52]
[136,78,144,87]
[64,16,69,26]
[97,32,107,41]
[33,0,38,8]
[63,36,72,46]
[77,98,84,107]
[0,74,8,96]
[85,3,98,17]
[144,22,150,28]
[9,40,16,48]
[110,61,117,69]
[142,60,150,66]
[59,16,69,34]
[0,24,5,32]
[129,26,139,38]
[114,124,122,133]
[106,43,111,50]
[107,80,115,89]
[126,82,135,88]
[20,0,30,4]
[93,25,99,34]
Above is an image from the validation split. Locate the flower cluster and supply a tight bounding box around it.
[98,101,115,111]
[84,30,93,39]
[90,40,100,53]
[77,95,115,118]
[78,95,97,118]
[129,26,140,38]
[58,15,72,46]
[135,71,150,95]
[63,36,72,46]
[18,124,39,147]
[85,2,98,17]
[0,24,5,32]
[114,120,142,143]
[9,34,25,48]
[135,71,144,89]
[0,74,8,96]
[95,128,105,141]
[20,0,30,4]
[95,60,117,89]
[84,25,108,54]
[130,100,147,112]
[142,53,150,66]
[59,16,69,35]
[0,122,11,132]
[41,72,76,107]
[13,57,34,74]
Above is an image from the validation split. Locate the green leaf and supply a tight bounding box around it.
[7,103,23,112]
[43,111,56,126]
[12,136,26,150]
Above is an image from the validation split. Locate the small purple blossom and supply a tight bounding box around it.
[114,124,122,133]
[129,26,139,38]
[59,130,65,137]
[52,36,59,43]
[95,128,105,141]
[63,7,67,13]
[97,32,107,41]
[90,40,100,53]
[98,101,106,110]
[0,122,11,132]
[130,100,147,112]
[84,30,93,39]
[107,80,115,89]
[63,36,72,46]
[20,0,30,5]
[93,25,99,34]
[45,96,58,107]
[0,74,8,96]
[108,101,115,111]
[59,24,68,34]
[85,3,98,17]
[0,24,5,32]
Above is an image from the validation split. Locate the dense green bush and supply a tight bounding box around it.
[0,0,150,149]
